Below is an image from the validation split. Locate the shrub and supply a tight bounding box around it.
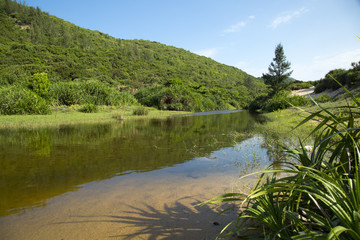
[0,86,51,115]
[47,81,81,105]
[79,80,110,105]
[248,95,268,112]
[287,94,310,106]
[132,106,149,116]
[314,93,331,103]
[106,88,138,106]
[27,72,51,97]
[134,85,164,108]
[314,79,329,93]
[289,81,313,90]
[47,81,138,106]
[135,85,226,112]
[264,91,290,112]
[249,91,310,112]
[78,103,98,113]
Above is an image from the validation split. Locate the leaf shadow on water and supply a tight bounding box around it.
[52,196,238,239]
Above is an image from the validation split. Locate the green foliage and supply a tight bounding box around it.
[315,62,360,93]
[27,72,51,96]
[264,91,291,112]
[289,80,313,90]
[78,103,98,113]
[47,81,81,105]
[47,81,138,106]
[314,93,331,103]
[132,106,149,116]
[0,0,266,111]
[134,85,231,112]
[262,43,293,94]
[287,94,311,106]
[205,82,360,239]
[165,78,184,87]
[249,91,310,112]
[0,86,51,115]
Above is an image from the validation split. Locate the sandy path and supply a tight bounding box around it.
[291,86,344,98]
[291,87,315,96]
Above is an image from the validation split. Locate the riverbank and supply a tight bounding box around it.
[0,106,190,130]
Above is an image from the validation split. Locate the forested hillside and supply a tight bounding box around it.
[0,0,267,113]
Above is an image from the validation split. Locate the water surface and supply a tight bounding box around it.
[0,111,270,239]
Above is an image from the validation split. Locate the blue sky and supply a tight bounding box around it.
[25,0,360,81]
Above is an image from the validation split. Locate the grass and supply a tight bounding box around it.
[255,95,358,141]
[0,105,190,129]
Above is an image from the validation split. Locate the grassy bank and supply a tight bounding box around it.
[0,106,190,130]
[254,98,355,141]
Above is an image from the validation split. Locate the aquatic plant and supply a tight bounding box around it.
[204,79,360,239]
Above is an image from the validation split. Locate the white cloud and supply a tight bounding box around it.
[224,16,255,33]
[195,48,219,58]
[271,7,308,29]
[292,48,360,81]
[224,21,246,33]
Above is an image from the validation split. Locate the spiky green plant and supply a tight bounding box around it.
[204,78,360,239]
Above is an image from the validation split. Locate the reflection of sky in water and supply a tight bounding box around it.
[158,135,269,179]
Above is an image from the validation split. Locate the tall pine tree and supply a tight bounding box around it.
[262,43,293,94]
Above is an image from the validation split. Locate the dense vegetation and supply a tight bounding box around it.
[315,61,360,93]
[0,0,267,114]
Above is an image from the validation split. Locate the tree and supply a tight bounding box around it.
[262,43,293,94]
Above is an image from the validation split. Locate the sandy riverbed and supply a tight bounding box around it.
[0,167,257,240]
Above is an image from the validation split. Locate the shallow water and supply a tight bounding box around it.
[0,111,270,239]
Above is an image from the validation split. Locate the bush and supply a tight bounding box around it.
[78,103,98,113]
[106,88,138,106]
[132,106,149,116]
[47,81,81,105]
[47,81,138,106]
[264,91,290,112]
[287,94,310,106]
[249,91,310,112]
[248,95,268,112]
[314,93,331,103]
[27,72,51,97]
[134,85,227,112]
[289,81,313,90]
[314,80,328,93]
[0,86,51,115]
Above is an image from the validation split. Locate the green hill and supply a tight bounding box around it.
[0,0,267,114]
